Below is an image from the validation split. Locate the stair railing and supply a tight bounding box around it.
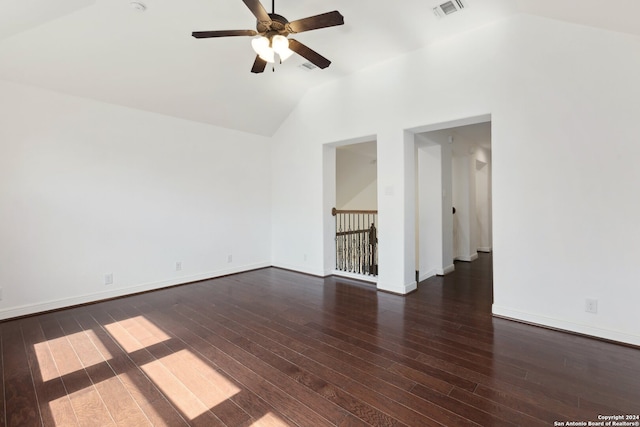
[332,208,378,276]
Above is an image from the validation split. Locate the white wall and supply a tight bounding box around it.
[0,80,272,319]
[416,133,454,280]
[452,152,479,262]
[271,15,640,345]
[417,141,443,279]
[475,149,492,252]
[336,144,378,210]
[340,180,377,211]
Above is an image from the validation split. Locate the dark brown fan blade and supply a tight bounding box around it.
[242,0,271,23]
[287,11,344,34]
[288,39,331,69]
[251,55,267,73]
[192,30,257,38]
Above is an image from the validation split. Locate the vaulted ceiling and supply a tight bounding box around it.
[1,0,639,136]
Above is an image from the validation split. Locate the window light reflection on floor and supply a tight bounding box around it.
[34,329,112,382]
[49,371,169,426]
[250,412,290,426]
[48,394,77,426]
[104,315,171,353]
[36,314,246,424]
[141,349,240,420]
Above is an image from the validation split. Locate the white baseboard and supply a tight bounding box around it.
[0,262,270,321]
[455,252,478,262]
[419,269,437,282]
[477,247,492,253]
[377,280,417,295]
[492,305,640,347]
[331,270,378,283]
[271,262,326,277]
[436,264,455,276]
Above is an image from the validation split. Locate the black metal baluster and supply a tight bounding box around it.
[332,208,378,276]
[335,214,339,270]
[365,213,370,275]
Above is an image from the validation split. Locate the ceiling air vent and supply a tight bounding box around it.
[433,0,467,18]
[299,62,318,71]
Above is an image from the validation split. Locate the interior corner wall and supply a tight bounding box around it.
[340,180,378,211]
[415,132,454,279]
[0,80,272,319]
[417,138,444,279]
[441,142,454,272]
[452,152,478,262]
[322,145,337,276]
[375,129,417,294]
[475,149,492,252]
[271,14,640,345]
[336,146,378,210]
[452,155,467,260]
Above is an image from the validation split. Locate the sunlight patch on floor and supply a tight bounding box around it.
[250,412,291,426]
[104,315,170,353]
[141,349,240,420]
[48,394,78,426]
[65,384,114,425]
[34,329,111,382]
[115,372,168,427]
[37,315,242,424]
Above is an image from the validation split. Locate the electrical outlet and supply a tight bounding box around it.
[176,261,182,271]
[0,287,3,300]
[105,273,113,285]
[304,253,307,262]
[227,254,233,263]
[585,298,598,314]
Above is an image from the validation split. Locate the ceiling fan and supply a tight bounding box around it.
[192,0,344,73]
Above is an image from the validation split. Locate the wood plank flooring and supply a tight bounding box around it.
[2,253,640,426]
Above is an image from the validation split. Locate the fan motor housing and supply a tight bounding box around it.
[257,13,290,35]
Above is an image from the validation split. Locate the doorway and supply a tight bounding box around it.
[334,141,379,278]
[414,120,492,282]
[322,136,379,282]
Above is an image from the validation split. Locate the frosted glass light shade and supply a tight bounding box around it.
[272,35,289,53]
[278,47,294,62]
[251,36,275,63]
[251,36,269,55]
[271,35,293,62]
[259,47,275,63]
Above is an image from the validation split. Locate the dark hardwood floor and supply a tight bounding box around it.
[2,253,639,426]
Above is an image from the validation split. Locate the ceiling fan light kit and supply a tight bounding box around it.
[251,34,293,64]
[277,46,294,62]
[191,0,344,73]
[271,35,288,51]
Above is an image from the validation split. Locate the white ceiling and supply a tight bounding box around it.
[1,0,638,136]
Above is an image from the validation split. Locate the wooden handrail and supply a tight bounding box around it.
[332,207,378,216]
